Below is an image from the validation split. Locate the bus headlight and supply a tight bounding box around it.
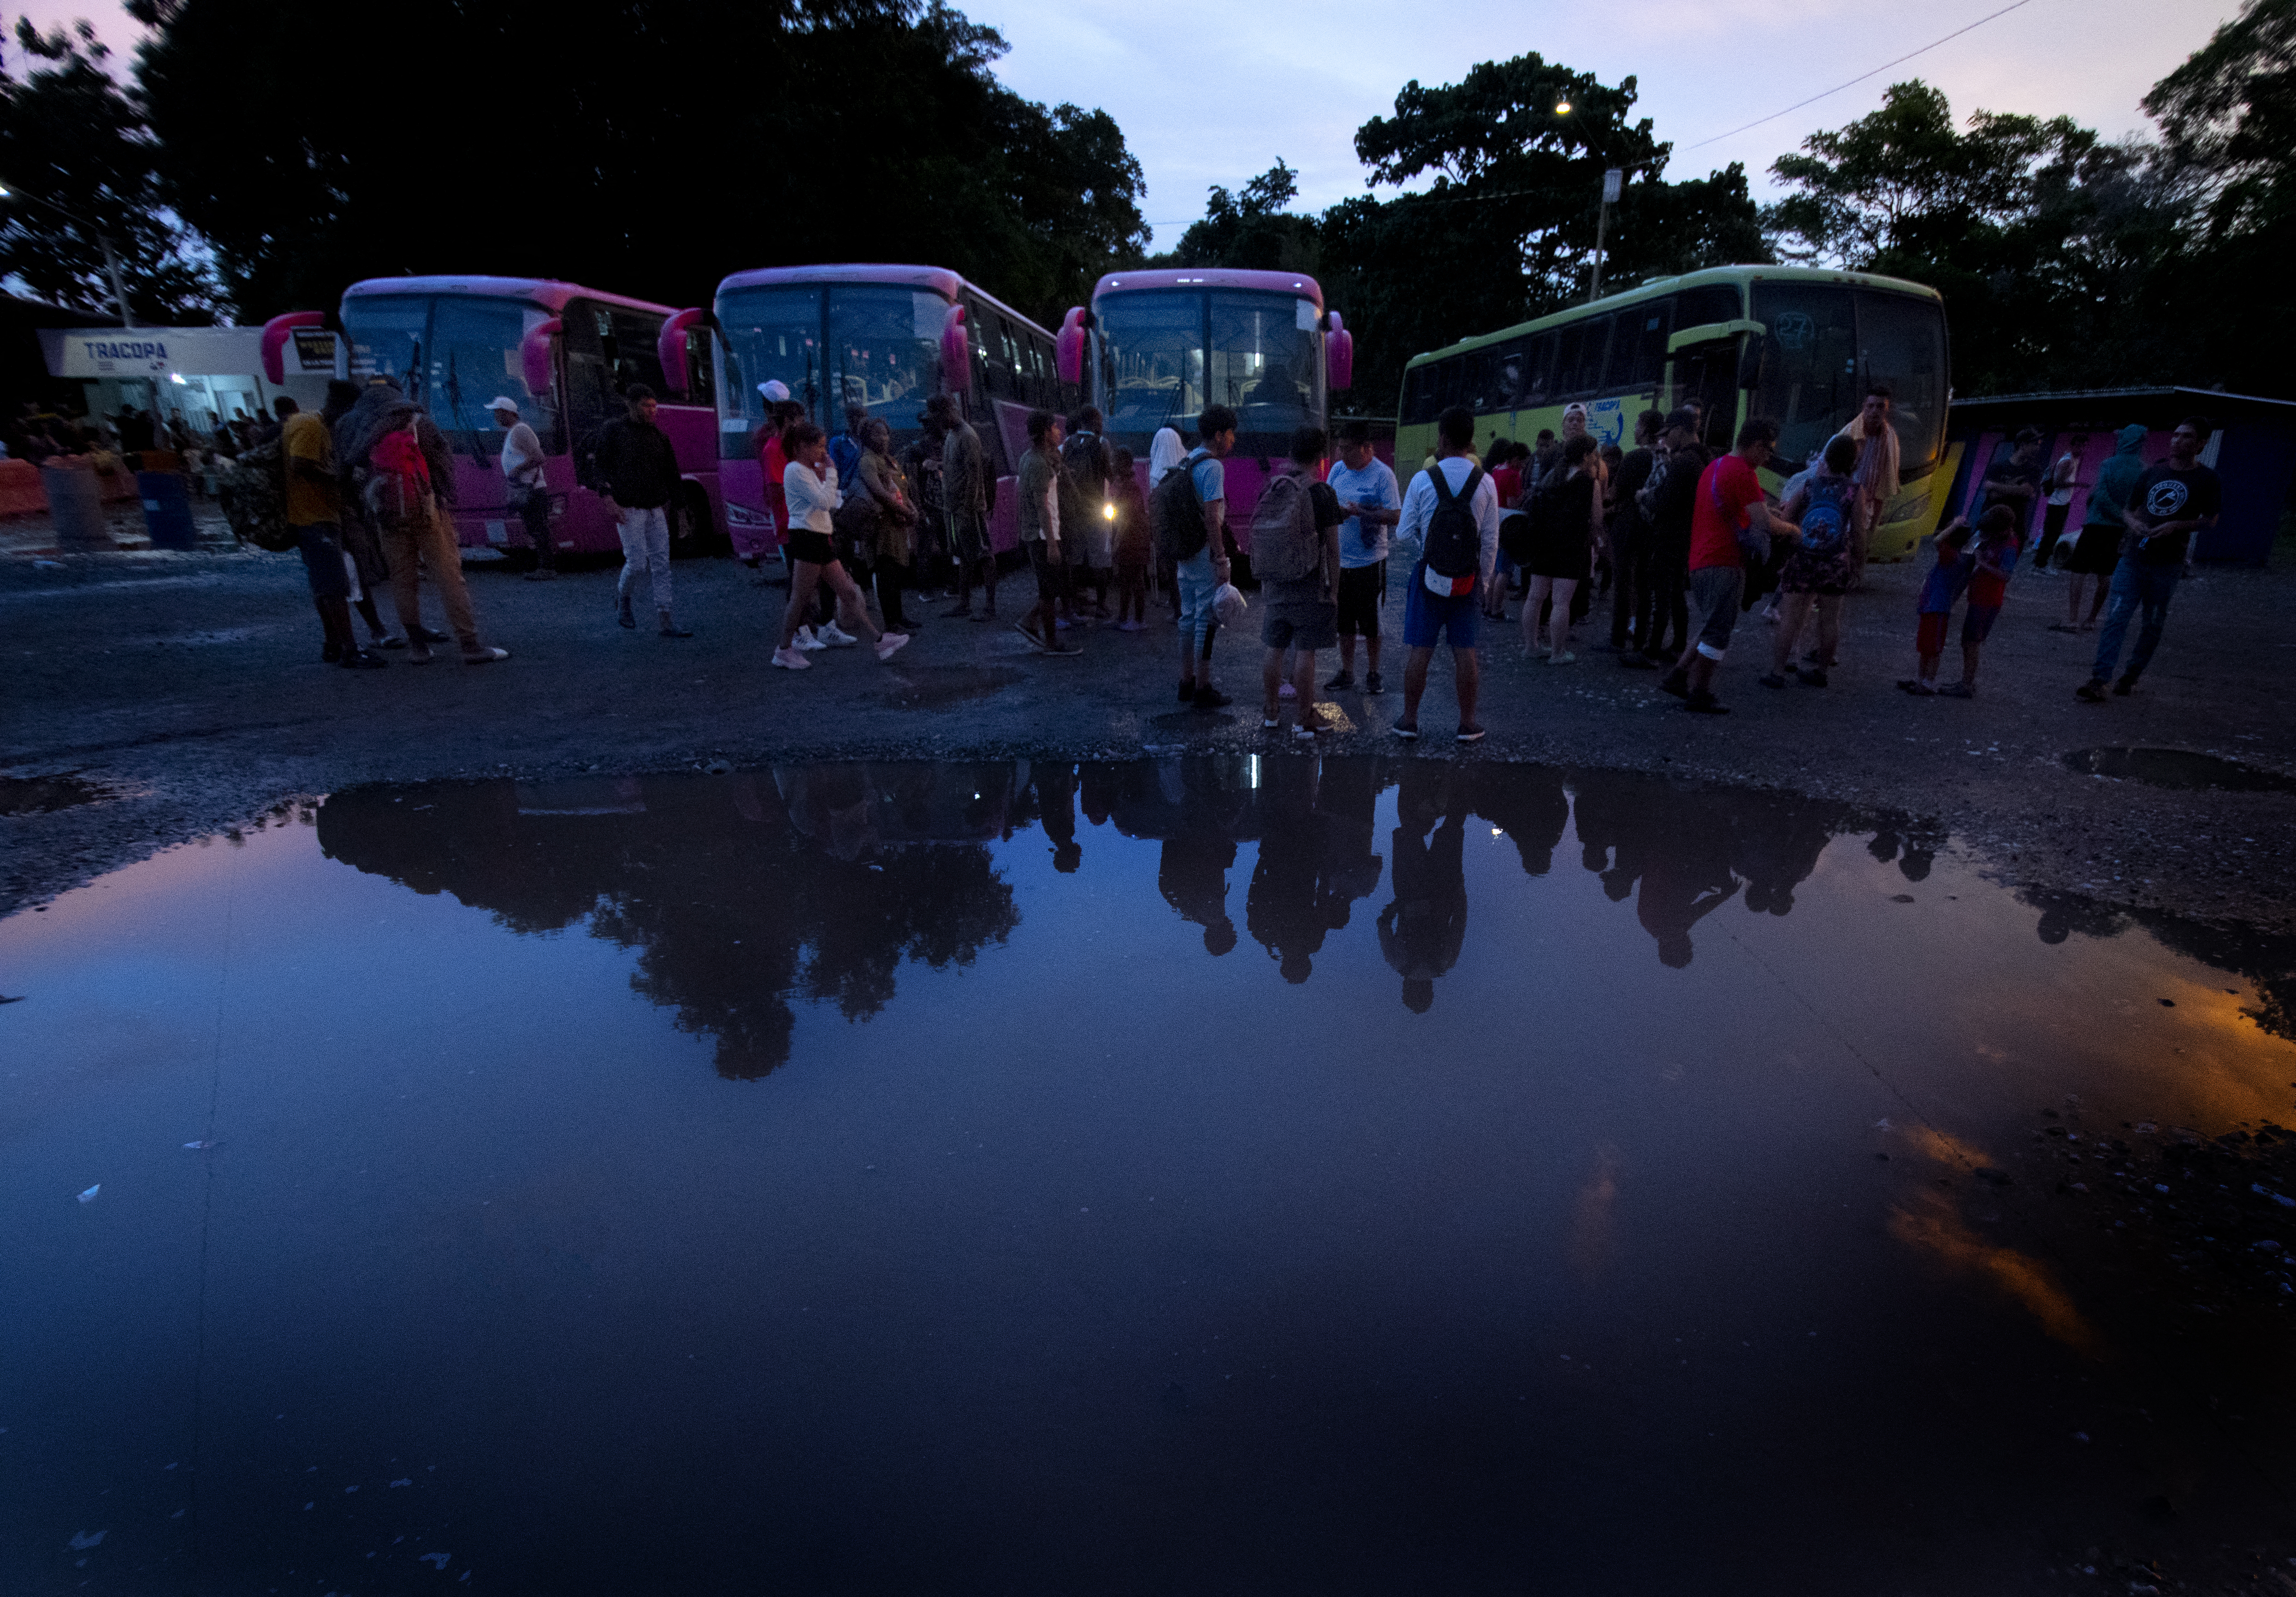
[1102,501,1116,521]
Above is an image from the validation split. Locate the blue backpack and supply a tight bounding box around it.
[1798,476,1852,555]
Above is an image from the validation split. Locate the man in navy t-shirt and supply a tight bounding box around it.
[2079,415,2221,701]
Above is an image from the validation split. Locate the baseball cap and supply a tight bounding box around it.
[758,379,791,403]
[485,396,520,415]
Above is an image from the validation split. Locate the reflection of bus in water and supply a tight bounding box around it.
[1393,265,1951,560]
[265,277,724,559]
[1064,267,1355,555]
[703,265,1068,562]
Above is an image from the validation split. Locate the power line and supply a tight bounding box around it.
[1678,0,2041,151]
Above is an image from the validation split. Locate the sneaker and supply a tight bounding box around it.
[339,648,388,670]
[771,646,812,670]
[2075,679,2108,703]
[1278,681,1297,700]
[817,623,858,647]
[1758,672,1787,690]
[616,597,637,630]
[876,632,911,662]
[795,626,825,652]
[378,633,408,650]
[1548,651,1576,667]
[462,646,511,665]
[1323,670,1355,691]
[1365,671,1383,693]
[1392,721,1419,740]
[659,621,694,639]
[411,625,451,645]
[1043,640,1081,657]
[1658,669,1689,699]
[1895,679,1935,695]
[1795,665,1829,687]
[1456,723,1486,743]
[1262,714,1282,729]
[408,643,435,665]
[2113,674,2138,697]
[1192,684,1231,710]
[1683,690,1729,715]
[1290,724,1317,745]
[1939,681,1975,698]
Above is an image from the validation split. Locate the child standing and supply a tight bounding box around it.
[1900,517,1975,696]
[1941,505,2019,698]
[1110,446,1151,630]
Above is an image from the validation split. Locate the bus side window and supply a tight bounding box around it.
[1496,340,1528,408]
[609,308,670,396]
[1432,355,1462,414]
[1524,331,1556,406]
[1463,349,1495,414]
[1675,284,1742,331]
[1622,301,1672,390]
[1580,315,1617,394]
[1551,325,1583,398]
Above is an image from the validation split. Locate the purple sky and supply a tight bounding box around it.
[10,0,2241,247]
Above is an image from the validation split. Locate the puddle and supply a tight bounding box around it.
[0,772,113,815]
[2064,745,2296,792]
[876,663,1023,709]
[5,757,2295,1591]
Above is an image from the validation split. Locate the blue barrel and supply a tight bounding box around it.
[138,471,197,550]
[42,466,111,550]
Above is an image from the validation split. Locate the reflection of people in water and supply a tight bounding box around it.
[1570,770,1663,903]
[1161,828,1238,954]
[1634,809,1739,969]
[1378,771,1469,1011]
[1033,761,1081,873]
[1732,795,1840,917]
[1469,764,1568,877]
[1245,759,1351,982]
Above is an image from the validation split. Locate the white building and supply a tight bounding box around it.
[37,324,345,438]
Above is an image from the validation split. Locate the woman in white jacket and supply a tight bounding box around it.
[771,420,909,670]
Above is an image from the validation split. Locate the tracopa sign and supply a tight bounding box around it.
[81,339,170,363]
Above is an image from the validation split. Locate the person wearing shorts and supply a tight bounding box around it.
[770,420,909,671]
[1901,517,1974,695]
[1326,420,1399,693]
[1393,404,1503,742]
[1663,418,1778,715]
[1939,505,2019,697]
[2060,423,2147,634]
[1258,427,1343,741]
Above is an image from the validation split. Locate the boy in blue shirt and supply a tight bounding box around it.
[1899,517,1975,696]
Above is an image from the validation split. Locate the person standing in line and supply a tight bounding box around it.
[938,394,998,623]
[1899,517,1975,696]
[1325,419,1401,695]
[1661,417,1778,716]
[1938,505,2021,698]
[1061,405,1116,621]
[1148,426,1187,622]
[589,385,691,638]
[1980,427,2045,545]
[2078,415,2219,702]
[1255,426,1344,743]
[902,401,949,598]
[855,416,920,633]
[322,378,397,651]
[2059,423,2147,634]
[737,383,792,571]
[1759,432,1863,691]
[1634,408,1705,668]
[1609,408,1663,660]
[355,389,510,666]
[1110,445,1152,629]
[2036,432,2087,573]
[492,397,555,582]
[1483,438,1523,621]
[282,392,385,670]
[1521,433,1601,664]
[1832,385,1898,589]
[769,420,907,670]
[828,402,866,491]
[1154,405,1241,709]
[1015,408,1081,656]
[1393,404,1503,743]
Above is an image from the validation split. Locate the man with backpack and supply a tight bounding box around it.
[1662,417,1779,715]
[1255,426,1344,742]
[1152,404,1241,710]
[1393,405,1503,742]
[1060,405,1116,620]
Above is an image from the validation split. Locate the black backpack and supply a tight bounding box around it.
[1423,463,1485,580]
[1152,457,1208,563]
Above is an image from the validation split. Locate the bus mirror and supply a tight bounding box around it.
[1326,312,1354,392]
[1055,307,1086,386]
[657,308,707,399]
[1737,336,1764,391]
[940,303,970,390]
[260,312,325,385]
[521,318,563,399]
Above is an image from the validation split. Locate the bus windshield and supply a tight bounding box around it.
[715,283,946,459]
[1750,283,1947,478]
[342,294,559,454]
[1098,289,1323,445]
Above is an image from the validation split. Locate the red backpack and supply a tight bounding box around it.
[365,422,432,523]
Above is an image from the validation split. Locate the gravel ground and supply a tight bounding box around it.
[4,533,2293,935]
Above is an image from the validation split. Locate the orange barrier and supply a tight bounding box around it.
[0,459,45,518]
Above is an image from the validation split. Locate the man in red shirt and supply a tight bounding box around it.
[1662,417,1778,715]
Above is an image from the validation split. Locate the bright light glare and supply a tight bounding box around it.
[1102,502,1116,520]
[1554,101,1572,115]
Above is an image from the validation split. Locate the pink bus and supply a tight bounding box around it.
[694,265,1067,563]
[1055,268,1355,557]
[262,277,724,560]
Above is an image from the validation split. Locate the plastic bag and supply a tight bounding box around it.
[1212,581,1248,629]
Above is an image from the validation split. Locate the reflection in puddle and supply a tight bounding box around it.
[9,756,2296,1591]
[0,773,113,815]
[2063,745,2296,792]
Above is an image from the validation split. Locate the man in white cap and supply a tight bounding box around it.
[491,397,553,581]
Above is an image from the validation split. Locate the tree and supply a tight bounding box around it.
[125,0,1144,325]
[1163,159,1321,274]
[0,16,223,320]
[2144,0,2295,238]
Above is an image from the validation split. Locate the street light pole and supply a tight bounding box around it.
[0,182,136,327]
[1591,167,1623,303]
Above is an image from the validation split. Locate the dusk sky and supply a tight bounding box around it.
[12,0,2242,248]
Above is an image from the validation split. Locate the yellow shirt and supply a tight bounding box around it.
[282,411,341,527]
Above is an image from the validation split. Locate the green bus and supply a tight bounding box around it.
[1393,265,1954,560]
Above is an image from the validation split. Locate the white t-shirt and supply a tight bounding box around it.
[501,420,544,485]
[1328,457,1400,568]
[2047,452,2078,507]
[1396,455,1503,585]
